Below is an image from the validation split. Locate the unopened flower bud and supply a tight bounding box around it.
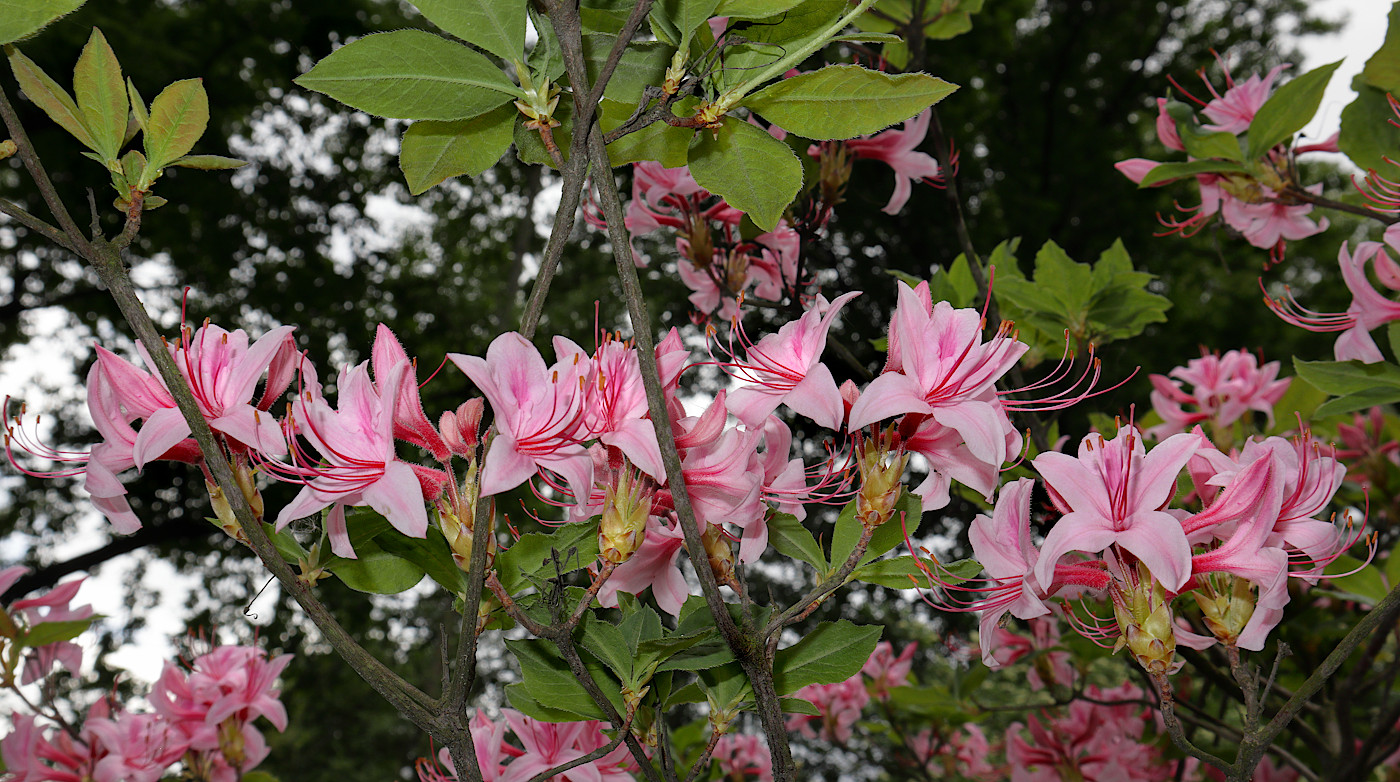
[1193,574,1256,646]
[819,142,854,207]
[1112,567,1178,676]
[217,716,246,766]
[702,523,738,588]
[439,463,491,573]
[233,460,264,522]
[205,480,249,545]
[441,398,484,457]
[855,428,908,531]
[600,468,651,564]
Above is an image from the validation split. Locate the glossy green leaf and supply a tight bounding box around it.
[1138,159,1247,188]
[1176,124,1242,162]
[400,104,515,194]
[0,0,86,45]
[1293,359,1400,396]
[72,29,127,162]
[7,47,96,150]
[18,617,94,649]
[1247,60,1342,160]
[1339,79,1400,175]
[295,30,522,121]
[744,65,956,140]
[494,518,599,594]
[505,639,609,720]
[329,543,425,594]
[169,154,247,170]
[767,511,826,571]
[772,620,882,695]
[411,0,526,62]
[582,37,673,105]
[714,0,804,20]
[1324,555,1389,605]
[1362,2,1400,94]
[144,78,208,170]
[689,117,801,231]
[1313,387,1400,419]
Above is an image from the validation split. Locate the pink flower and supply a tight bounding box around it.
[597,514,689,616]
[85,711,188,782]
[449,332,593,501]
[1201,64,1289,135]
[9,576,93,685]
[841,108,942,214]
[1271,236,1400,363]
[849,281,1026,509]
[1033,427,1200,592]
[1145,349,1289,439]
[786,676,869,743]
[273,360,431,558]
[499,711,635,782]
[862,641,915,698]
[724,292,860,430]
[712,734,773,781]
[372,324,450,462]
[1220,184,1328,250]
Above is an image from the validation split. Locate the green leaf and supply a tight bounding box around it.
[830,32,903,43]
[715,0,847,89]
[1176,124,1242,162]
[0,0,86,45]
[829,489,925,575]
[168,154,247,170]
[662,0,722,48]
[1339,79,1400,175]
[1313,387,1400,419]
[1324,555,1389,605]
[1293,359,1400,396]
[259,522,309,563]
[400,104,515,194]
[767,512,826,571]
[375,526,469,594]
[582,37,674,106]
[241,773,280,782]
[600,98,693,167]
[1362,2,1400,94]
[1138,159,1247,188]
[72,29,127,163]
[514,98,573,169]
[780,696,820,715]
[744,65,956,140]
[506,638,612,720]
[411,0,527,62]
[1247,60,1342,160]
[689,117,801,231]
[698,662,752,711]
[7,47,96,151]
[295,30,522,121]
[18,617,94,649]
[772,620,882,695]
[143,78,208,170]
[578,613,635,682]
[126,77,147,133]
[581,0,635,35]
[329,542,426,594]
[713,0,804,20]
[527,6,565,83]
[494,519,599,594]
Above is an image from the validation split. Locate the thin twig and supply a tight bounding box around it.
[0,196,77,251]
[0,84,87,249]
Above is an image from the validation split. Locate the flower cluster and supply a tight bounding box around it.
[0,566,92,687]
[415,709,635,782]
[1145,349,1289,440]
[1116,59,1333,258]
[932,422,1354,674]
[0,616,289,782]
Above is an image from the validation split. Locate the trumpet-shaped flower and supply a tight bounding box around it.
[842,108,942,215]
[1034,428,1199,592]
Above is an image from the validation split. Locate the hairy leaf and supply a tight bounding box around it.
[745,65,957,140]
[689,117,801,231]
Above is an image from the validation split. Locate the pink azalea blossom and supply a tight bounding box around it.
[908,724,998,780]
[597,514,689,616]
[848,281,1026,510]
[449,332,593,501]
[273,360,432,558]
[712,734,773,781]
[724,291,860,430]
[499,711,635,782]
[1271,237,1400,363]
[841,108,942,214]
[1033,427,1200,592]
[862,641,916,698]
[786,676,869,744]
[1200,64,1289,134]
[1146,349,1290,439]
[1220,184,1329,250]
[9,576,93,684]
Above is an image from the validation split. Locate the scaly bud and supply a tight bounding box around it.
[702,523,738,588]
[439,459,491,572]
[1111,565,1178,676]
[855,428,908,531]
[599,467,652,564]
[205,480,250,545]
[1193,574,1256,646]
[232,459,264,522]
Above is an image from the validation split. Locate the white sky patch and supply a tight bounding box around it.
[1297,0,1395,168]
